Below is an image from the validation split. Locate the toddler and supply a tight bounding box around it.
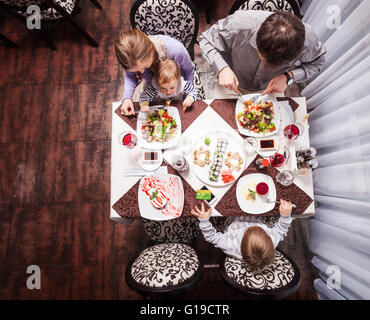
[139,58,197,112]
[191,199,293,270]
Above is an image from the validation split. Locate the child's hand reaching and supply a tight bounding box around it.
[140,104,150,113]
[183,96,194,112]
[279,199,293,217]
[191,203,212,220]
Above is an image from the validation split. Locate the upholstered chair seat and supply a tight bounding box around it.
[220,249,301,299]
[126,242,203,297]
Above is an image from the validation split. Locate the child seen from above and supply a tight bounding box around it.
[139,58,197,112]
[191,199,293,270]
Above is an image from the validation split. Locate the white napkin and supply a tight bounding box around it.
[122,166,168,176]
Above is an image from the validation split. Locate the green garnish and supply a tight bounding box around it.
[248,189,256,200]
[150,190,158,200]
[204,137,211,145]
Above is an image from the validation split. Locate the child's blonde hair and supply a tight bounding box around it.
[154,58,181,85]
[114,29,158,70]
[241,226,275,271]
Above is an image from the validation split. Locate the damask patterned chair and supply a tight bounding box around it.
[0,0,102,50]
[130,0,206,100]
[125,217,203,298]
[125,242,203,298]
[229,0,301,17]
[142,217,200,244]
[220,249,300,299]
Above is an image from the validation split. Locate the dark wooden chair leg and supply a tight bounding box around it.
[89,0,103,10]
[50,2,99,47]
[0,32,18,47]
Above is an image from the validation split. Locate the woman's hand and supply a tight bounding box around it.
[191,203,212,220]
[120,99,135,116]
[218,66,239,93]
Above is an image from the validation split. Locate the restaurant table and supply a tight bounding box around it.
[110,96,315,224]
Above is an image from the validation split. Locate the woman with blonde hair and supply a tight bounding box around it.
[115,30,195,116]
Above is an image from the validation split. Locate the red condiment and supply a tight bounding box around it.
[256,182,269,195]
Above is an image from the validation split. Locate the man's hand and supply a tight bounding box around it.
[183,96,194,112]
[279,199,293,217]
[120,99,135,116]
[262,73,290,95]
[191,203,212,220]
[218,66,239,93]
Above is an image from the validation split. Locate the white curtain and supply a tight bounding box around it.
[300,0,370,300]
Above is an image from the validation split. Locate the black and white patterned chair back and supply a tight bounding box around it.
[130,0,199,53]
[193,61,205,100]
[0,0,45,9]
[229,0,301,17]
[126,242,203,296]
[220,249,300,299]
[142,217,200,244]
[0,0,78,20]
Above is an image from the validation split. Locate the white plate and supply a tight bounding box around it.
[255,136,280,157]
[235,94,280,137]
[138,174,184,221]
[190,130,246,187]
[236,173,277,214]
[137,106,181,150]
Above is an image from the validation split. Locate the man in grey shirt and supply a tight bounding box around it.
[199,10,326,95]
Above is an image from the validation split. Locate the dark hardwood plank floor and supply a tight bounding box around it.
[0,0,317,299]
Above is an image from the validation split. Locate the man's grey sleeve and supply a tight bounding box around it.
[198,16,237,74]
[290,25,327,82]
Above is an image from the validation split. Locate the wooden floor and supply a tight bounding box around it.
[0,0,317,299]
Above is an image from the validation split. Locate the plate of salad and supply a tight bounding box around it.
[235,94,280,137]
[137,106,181,150]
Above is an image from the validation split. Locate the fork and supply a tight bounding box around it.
[267,199,297,209]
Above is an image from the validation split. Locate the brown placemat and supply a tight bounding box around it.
[215,156,313,216]
[209,99,238,129]
[276,97,300,112]
[114,100,209,132]
[112,166,210,218]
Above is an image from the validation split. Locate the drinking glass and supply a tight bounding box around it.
[283,121,305,141]
[243,137,257,155]
[178,135,193,155]
[269,152,285,168]
[118,131,137,149]
[276,170,295,186]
